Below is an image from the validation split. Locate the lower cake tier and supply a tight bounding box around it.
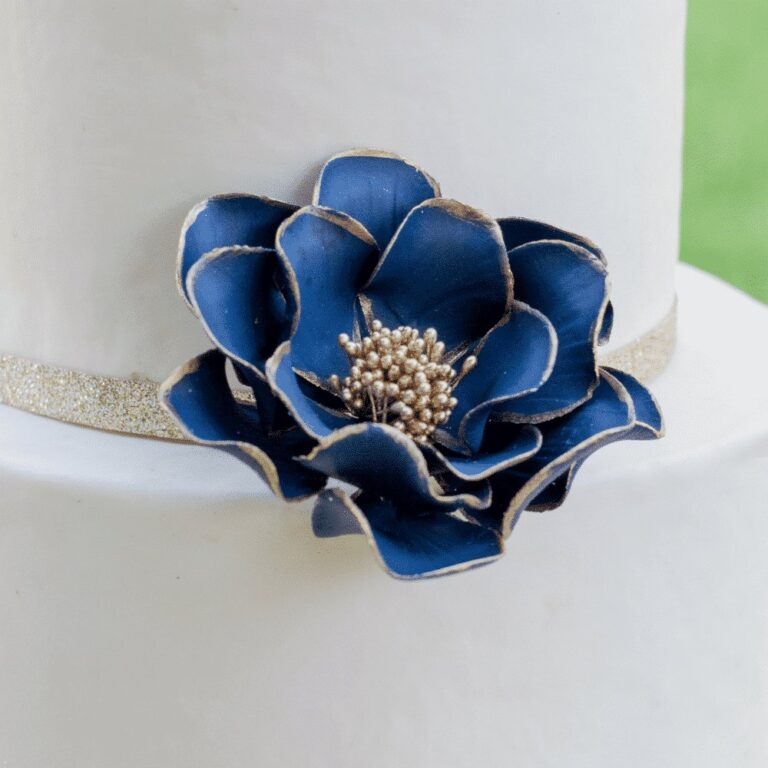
[1,265,766,768]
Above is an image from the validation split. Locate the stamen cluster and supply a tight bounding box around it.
[329,320,476,443]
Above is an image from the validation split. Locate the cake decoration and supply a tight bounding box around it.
[158,148,665,579]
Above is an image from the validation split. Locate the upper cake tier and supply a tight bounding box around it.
[0,1,685,381]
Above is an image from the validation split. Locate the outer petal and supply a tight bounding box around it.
[312,488,504,579]
[362,199,513,351]
[526,460,583,512]
[496,216,605,263]
[599,301,614,345]
[276,206,379,382]
[159,349,326,500]
[424,423,542,482]
[266,342,355,440]
[496,216,613,344]
[474,370,636,536]
[297,421,490,511]
[446,301,557,452]
[524,369,663,512]
[313,149,440,249]
[499,240,609,421]
[177,194,297,308]
[604,367,664,439]
[187,246,296,379]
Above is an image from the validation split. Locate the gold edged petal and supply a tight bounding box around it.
[312,488,504,581]
[452,301,558,450]
[265,341,354,440]
[176,193,297,312]
[186,245,299,382]
[423,423,543,482]
[494,240,611,424]
[312,148,441,204]
[498,369,636,538]
[158,352,325,502]
[298,420,491,511]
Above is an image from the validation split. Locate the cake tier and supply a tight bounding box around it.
[0,1,684,381]
[1,264,765,767]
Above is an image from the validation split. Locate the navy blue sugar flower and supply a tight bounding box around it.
[160,149,663,579]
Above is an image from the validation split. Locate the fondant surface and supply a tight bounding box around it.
[0,0,684,380]
[1,265,766,767]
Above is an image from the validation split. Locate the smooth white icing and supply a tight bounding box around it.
[2,266,767,766]
[0,1,685,380]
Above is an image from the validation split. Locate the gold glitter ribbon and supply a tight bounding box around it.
[0,301,676,442]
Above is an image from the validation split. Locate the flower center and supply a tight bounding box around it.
[329,320,476,443]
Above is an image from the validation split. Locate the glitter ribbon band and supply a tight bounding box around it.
[0,302,676,442]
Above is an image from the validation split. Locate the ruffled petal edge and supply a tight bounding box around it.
[297,421,491,512]
[312,148,441,248]
[311,488,504,580]
[424,423,543,482]
[177,193,297,310]
[493,368,637,537]
[159,349,325,501]
[265,341,355,440]
[498,240,610,423]
[186,246,298,381]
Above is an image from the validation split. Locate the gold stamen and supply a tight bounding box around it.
[332,320,479,443]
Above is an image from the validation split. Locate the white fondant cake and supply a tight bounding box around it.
[1,2,767,766]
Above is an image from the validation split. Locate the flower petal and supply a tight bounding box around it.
[313,149,440,249]
[312,488,504,579]
[516,370,663,512]
[276,206,379,382]
[499,240,609,421]
[187,246,296,378]
[496,216,605,263]
[599,301,614,345]
[266,342,355,439]
[603,367,665,439]
[298,421,490,511]
[473,370,635,536]
[312,488,365,538]
[178,194,297,308]
[447,301,557,452]
[526,461,583,511]
[425,422,542,482]
[159,349,325,500]
[362,199,513,351]
[498,218,611,350]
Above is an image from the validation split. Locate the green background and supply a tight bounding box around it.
[681,0,768,303]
